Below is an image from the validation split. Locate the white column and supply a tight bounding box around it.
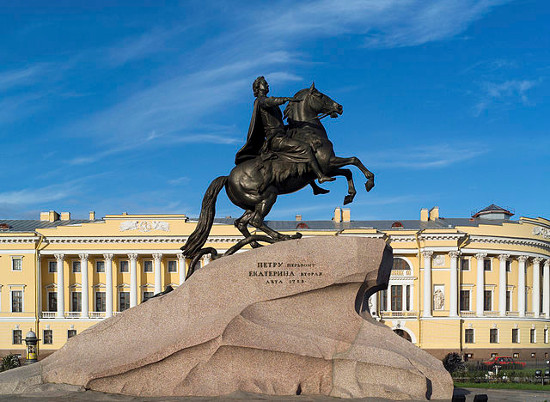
[543,260,550,318]
[153,253,162,294]
[518,256,528,317]
[79,253,89,318]
[476,253,487,317]
[533,257,542,318]
[449,251,460,317]
[368,292,378,316]
[104,254,113,318]
[178,254,186,285]
[499,254,510,316]
[55,253,64,318]
[422,251,433,318]
[128,254,138,308]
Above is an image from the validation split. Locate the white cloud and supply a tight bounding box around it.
[0,64,49,91]
[475,79,539,115]
[364,144,486,169]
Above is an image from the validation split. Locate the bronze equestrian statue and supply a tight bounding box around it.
[182,78,375,277]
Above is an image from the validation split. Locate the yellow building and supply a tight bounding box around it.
[0,205,549,362]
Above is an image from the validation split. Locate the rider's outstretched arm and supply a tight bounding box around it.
[261,96,294,107]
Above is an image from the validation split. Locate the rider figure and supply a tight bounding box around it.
[235,76,335,184]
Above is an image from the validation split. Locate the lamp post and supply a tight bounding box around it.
[24,330,39,364]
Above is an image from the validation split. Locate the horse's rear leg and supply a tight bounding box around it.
[328,168,356,205]
[330,156,374,192]
[234,210,261,248]
[250,192,301,241]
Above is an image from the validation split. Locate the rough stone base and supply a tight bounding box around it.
[0,237,453,400]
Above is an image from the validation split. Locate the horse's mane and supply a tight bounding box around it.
[283,88,309,121]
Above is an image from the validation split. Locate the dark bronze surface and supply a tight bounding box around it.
[182,78,375,276]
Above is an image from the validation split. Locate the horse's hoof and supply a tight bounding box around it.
[344,195,355,205]
[291,232,302,239]
[365,180,375,192]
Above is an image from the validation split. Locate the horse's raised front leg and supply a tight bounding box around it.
[330,156,375,192]
[327,167,356,205]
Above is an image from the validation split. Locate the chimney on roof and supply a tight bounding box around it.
[40,210,59,222]
[420,208,429,222]
[60,212,71,221]
[295,214,302,221]
[342,208,351,223]
[429,206,439,221]
[333,207,342,223]
[89,211,95,221]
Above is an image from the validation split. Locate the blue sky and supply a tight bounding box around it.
[0,0,548,222]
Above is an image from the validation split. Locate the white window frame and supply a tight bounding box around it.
[167,260,178,273]
[72,260,81,273]
[512,328,520,344]
[67,329,77,339]
[483,258,492,272]
[460,257,471,271]
[505,260,512,272]
[465,328,475,344]
[43,329,53,345]
[70,291,82,312]
[10,289,24,313]
[48,260,57,273]
[460,288,471,311]
[12,329,23,345]
[530,328,536,344]
[11,256,23,271]
[489,328,499,344]
[119,260,129,273]
[96,260,105,273]
[47,291,57,312]
[544,328,548,344]
[484,288,494,312]
[143,260,153,273]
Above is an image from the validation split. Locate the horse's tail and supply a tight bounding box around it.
[181,176,228,259]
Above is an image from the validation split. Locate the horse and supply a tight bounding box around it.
[182,83,374,275]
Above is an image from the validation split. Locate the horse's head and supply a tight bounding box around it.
[284,82,343,122]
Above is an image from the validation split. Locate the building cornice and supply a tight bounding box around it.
[469,235,550,252]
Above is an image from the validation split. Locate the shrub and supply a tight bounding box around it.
[0,354,21,371]
[443,352,465,374]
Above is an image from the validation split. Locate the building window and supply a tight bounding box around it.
[143,260,153,273]
[11,290,23,312]
[545,328,548,344]
[460,290,470,311]
[48,292,57,312]
[71,292,82,312]
[142,291,154,302]
[380,289,387,311]
[512,328,519,343]
[530,328,536,344]
[513,352,519,358]
[43,329,53,345]
[96,261,105,273]
[392,258,409,271]
[460,258,470,271]
[483,259,492,271]
[391,285,402,311]
[48,261,57,273]
[119,291,130,311]
[95,291,106,312]
[506,260,511,272]
[484,290,492,311]
[490,328,498,343]
[12,329,22,344]
[465,329,474,343]
[167,260,177,273]
[405,285,411,311]
[506,290,511,312]
[11,257,22,271]
[119,260,129,273]
[67,329,77,339]
[72,261,81,273]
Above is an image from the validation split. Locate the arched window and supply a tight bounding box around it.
[392,258,410,271]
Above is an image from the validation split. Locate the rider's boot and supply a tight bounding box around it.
[310,159,335,183]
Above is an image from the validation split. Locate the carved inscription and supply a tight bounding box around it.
[249,261,323,285]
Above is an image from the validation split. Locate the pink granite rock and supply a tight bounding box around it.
[0,237,453,400]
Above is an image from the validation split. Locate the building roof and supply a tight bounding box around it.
[472,204,514,218]
[0,219,94,233]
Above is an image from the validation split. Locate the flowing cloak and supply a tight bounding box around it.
[235,98,265,165]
